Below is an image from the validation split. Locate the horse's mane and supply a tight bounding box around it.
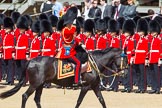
[91,47,120,56]
[75,45,88,64]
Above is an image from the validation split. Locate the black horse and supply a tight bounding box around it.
[0,46,128,108]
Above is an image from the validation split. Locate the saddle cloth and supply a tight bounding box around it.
[57,59,92,79]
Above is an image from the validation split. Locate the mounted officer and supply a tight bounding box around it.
[55,7,83,86]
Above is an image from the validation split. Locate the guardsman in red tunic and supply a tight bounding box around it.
[15,16,29,81]
[108,19,120,49]
[29,20,41,60]
[148,20,161,94]
[106,19,121,92]
[95,19,108,50]
[133,19,148,93]
[56,7,83,85]
[2,17,15,85]
[40,20,56,57]
[75,17,86,44]
[84,19,96,51]
[121,19,136,93]
[154,16,162,87]
[0,13,6,81]
[48,15,58,55]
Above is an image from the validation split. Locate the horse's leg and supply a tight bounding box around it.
[21,86,36,108]
[34,84,43,108]
[75,86,90,108]
[92,84,107,108]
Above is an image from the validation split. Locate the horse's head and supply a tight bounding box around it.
[91,48,128,77]
[112,51,128,77]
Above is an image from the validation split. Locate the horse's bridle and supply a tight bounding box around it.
[89,54,128,78]
[88,53,128,89]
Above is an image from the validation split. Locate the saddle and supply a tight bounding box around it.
[57,59,91,79]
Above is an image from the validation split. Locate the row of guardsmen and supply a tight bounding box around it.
[0,11,162,94]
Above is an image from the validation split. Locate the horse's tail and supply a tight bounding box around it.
[0,61,30,99]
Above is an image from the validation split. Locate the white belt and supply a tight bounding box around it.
[135,50,146,53]
[127,51,131,54]
[30,50,39,52]
[15,46,26,49]
[42,49,51,52]
[150,50,159,53]
[3,46,13,49]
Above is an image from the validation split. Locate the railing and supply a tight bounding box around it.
[2,0,19,14]
[15,0,28,11]
[0,0,6,5]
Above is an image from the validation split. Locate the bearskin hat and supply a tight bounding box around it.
[76,17,84,28]
[133,16,141,25]
[122,19,136,36]
[136,18,148,36]
[117,17,125,30]
[40,19,53,34]
[3,17,14,29]
[84,19,95,33]
[11,12,20,24]
[145,17,151,23]
[76,16,84,34]
[38,13,48,21]
[57,18,64,31]
[0,13,6,25]
[24,14,33,27]
[31,20,40,33]
[148,20,161,34]
[108,19,120,34]
[154,16,162,29]
[63,7,78,25]
[48,15,58,27]
[16,16,29,30]
[95,19,106,31]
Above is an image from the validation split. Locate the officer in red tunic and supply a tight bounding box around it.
[56,7,83,85]
[40,20,56,57]
[133,19,148,93]
[121,19,136,93]
[148,20,161,94]
[29,20,41,60]
[15,16,29,81]
[84,19,96,51]
[2,17,15,85]
[95,19,108,50]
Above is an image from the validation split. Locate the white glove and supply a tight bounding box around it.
[12,53,15,59]
[81,44,86,50]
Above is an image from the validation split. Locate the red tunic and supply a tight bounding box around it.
[15,33,29,60]
[56,25,78,59]
[41,37,56,57]
[134,37,148,64]
[96,35,108,50]
[75,33,86,44]
[29,37,41,59]
[110,36,120,48]
[123,36,135,64]
[3,32,14,59]
[149,36,161,63]
[85,36,96,51]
